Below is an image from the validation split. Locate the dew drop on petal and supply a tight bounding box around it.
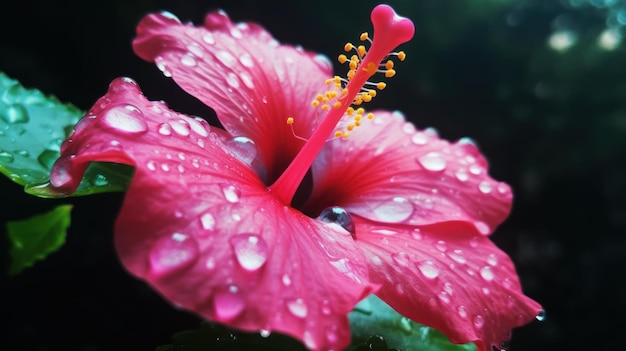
[321,300,332,315]
[0,104,29,123]
[181,54,197,66]
[392,252,410,267]
[216,50,236,67]
[282,274,292,286]
[373,197,414,223]
[475,221,491,235]
[479,181,493,194]
[487,253,498,266]
[536,309,546,321]
[469,236,479,248]
[170,120,191,136]
[480,266,495,281]
[473,314,485,329]
[213,285,245,321]
[417,260,439,279]
[203,32,215,44]
[455,168,469,181]
[239,53,254,67]
[457,305,468,319]
[158,123,172,136]
[100,104,148,135]
[286,298,308,318]
[229,234,268,271]
[222,184,240,203]
[226,136,258,164]
[303,330,317,349]
[226,72,240,88]
[200,212,216,232]
[417,152,447,172]
[448,249,467,264]
[260,329,271,338]
[435,240,447,252]
[0,151,15,164]
[188,117,209,137]
[149,233,199,275]
[317,206,355,235]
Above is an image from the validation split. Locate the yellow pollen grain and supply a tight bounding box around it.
[341,88,349,96]
[354,114,362,121]
[311,100,320,108]
[398,51,406,61]
[349,61,358,70]
[347,70,355,80]
[346,107,355,116]
[347,123,355,131]
[316,94,324,101]
[343,132,350,139]
[356,108,365,115]
[361,93,372,102]
[321,104,330,111]
[344,43,354,52]
[338,54,348,64]
[333,101,342,108]
[385,60,394,70]
[286,117,294,125]
[357,45,366,57]
[367,112,374,120]
[368,90,377,97]
[335,131,343,138]
[377,82,387,90]
[385,69,396,78]
[360,32,369,41]
[355,120,361,126]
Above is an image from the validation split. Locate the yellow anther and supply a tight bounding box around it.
[338,54,348,64]
[360,32,369,41]
[333,101,342,108]
[376,82,387,90]
[385,60,394,70]
[385,69,396,78]
[325,78,333,85]
[322,97,329,103]
[363,62,377,75]
[349,61,358,70]
[357,45,367,57]
[341,88,349,96]
[397,51,406,61]
[344,43,354,52]
[316,94,324,101]
[347,70,355,80]
[346,107,355,116]
[354,114,362,121]
[353,96,362,105]
[361,93,372,102]
[368,90,377,97]
[334,76,341,83]
[367,112,375,120]
[335,131,344,138]
[356,108,365,115]
[321,104,330,111]
[286,117,294,125]
[347,123,355,131]
[343,132,350,139]
[311,100,320,108]
[355,121,361,127]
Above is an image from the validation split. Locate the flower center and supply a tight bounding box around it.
[269,4,415,205]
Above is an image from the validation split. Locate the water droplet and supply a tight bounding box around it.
[417,260,439,279]
[221,184,240,203]
[435,240,447,252]
[100,104,148,135]
[448,249,467,264]
[282,274,292,286]
[0,104,29,123]
[158,123,172,136]
[469,236,479,248]
[487,253,498,266]
[438,291,451,304]
[303,330,316,349]
[475,221,491,235]
[480,266,494,281]
[239,53,253,67]
[373,197,414,223]
[326,329,338,344]
[229,234,268,271]
[417,152,447,172]
[469,164,482,175]
[457,305,468,318]
[216,50,236,67]
[160,11,181,24]
[479,181,493,194]
[226,136,258,164]
[213,285,245,321]
[149,233,199,275]
[536,309,546,321]
[321,300,332,315]
[188,117,209,137]
[170,120,191,136]
[370,255,383,266]
[482,287,490,295]
[0,151,15,164]
[230,27,243,39]
[203,32,215,44]
[260,329,271,338]
[392,252,410,267]
[92,174,108,186]
[200,212,216,231]
[455,168,469,181]
[146,160,156,171]
[187,43,204,57]
[160,163,170,172]
[399,317,413,333]
[470,315,486,331]
[155,57,172,77]
[181,54,197,66]
[226,72,240,88]
[286,298,308,318]
[239,71,255,89]
[411,132,428,145]
[317,206,355,235]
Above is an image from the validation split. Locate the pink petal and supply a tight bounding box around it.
[354,218,542,351]
[51,77,377,351]
[133,10,333,182]
[304,111,512,236]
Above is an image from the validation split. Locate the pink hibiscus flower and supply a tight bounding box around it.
[49,4,541,351]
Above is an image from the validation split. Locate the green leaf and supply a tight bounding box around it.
[7,204,73,276]
[349,295,476,351]
[0,72,133,198]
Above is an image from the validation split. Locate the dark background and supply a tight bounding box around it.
[1,0,625,350]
